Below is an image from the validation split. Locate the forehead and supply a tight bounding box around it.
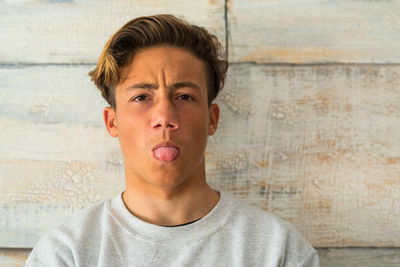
[119,45,208,86]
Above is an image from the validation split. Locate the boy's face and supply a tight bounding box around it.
[104,45,219,190]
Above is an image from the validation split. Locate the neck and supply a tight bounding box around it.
[122,173,220,226]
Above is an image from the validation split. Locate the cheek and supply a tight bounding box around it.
[182,111,210,146]
[184,108,208,128]
[116,111,148,148]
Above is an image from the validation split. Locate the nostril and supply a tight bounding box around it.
[167,123,176,128]
[152,122,178,129]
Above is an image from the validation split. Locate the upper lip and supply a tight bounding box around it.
[152,141,180,151]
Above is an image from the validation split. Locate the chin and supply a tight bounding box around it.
[145,170,186,188]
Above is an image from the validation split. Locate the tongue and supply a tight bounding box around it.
[153,147,180,161]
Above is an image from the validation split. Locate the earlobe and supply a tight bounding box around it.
[103,107,118,137]
[208,103,220,136]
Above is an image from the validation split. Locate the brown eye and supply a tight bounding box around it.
[132,95,148,102]
[178,94,194,101]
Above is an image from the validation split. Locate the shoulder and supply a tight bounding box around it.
[222,192,319,266]
[223,192,294,234]
[26,199,108,267]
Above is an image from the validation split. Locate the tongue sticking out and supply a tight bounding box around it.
[153,147,180,161]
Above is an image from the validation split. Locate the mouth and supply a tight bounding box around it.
[152,141,180,162]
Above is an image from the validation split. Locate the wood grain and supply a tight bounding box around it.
[2,62,400,247]
[2,64,400,247]
[0,0,225,64]
[228,0,400,63]
[0,66,125,247]
[0,249,30,267]
[317,248,400,267]
[0,159,124,247]
[0,65,104,125]
[207,63,400,247]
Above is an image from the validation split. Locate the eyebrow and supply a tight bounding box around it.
[125,83,158,90]
[125,81,201,91]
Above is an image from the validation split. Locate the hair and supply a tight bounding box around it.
[89,14,228,108]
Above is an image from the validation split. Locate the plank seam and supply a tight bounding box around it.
[228,61,400,67]
[2,62,400,68]
[315,247,400,249]
[0,63,96,68]
[224,0,229,61]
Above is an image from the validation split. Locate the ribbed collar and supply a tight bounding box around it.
[106,190,234,246]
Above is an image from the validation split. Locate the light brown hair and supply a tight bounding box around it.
[89,14,228,108]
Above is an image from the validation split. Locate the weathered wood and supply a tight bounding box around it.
[0,160,125,247]
[0,65,105,125]
[228,0,400,63]
[2,63,400,247]
[0,249,30,267]
[207,63,400,247]
[0,119,121,161]
[0,66,125,247]
[317,248,400,267]
[0,0,225,64]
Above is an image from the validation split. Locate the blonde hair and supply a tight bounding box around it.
[89,14,228,108]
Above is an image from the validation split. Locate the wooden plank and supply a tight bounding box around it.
[2,64,400,248]
[206,63,400,246]
[0,160,125,247]
[0,0,225,64]
[0,118,122,162]
[0,249,30,267]
[228,0,400,63]
[0,65,119,161]
[0,65,120,161]
[317,248,400,267]
[0,65,124,247]
[0,65,105,125]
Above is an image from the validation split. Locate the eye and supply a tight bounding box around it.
[178,94,195,101]
[132,95,149,102]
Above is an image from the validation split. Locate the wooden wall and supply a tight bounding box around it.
[1,0,400,265]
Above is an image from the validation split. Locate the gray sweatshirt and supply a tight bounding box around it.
[26,190,319,267]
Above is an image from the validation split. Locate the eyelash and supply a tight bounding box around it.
[131,94,195,102]
[177,94,195,101]
[132,95,149,102]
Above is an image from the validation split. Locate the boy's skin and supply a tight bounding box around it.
[103,45,221,226]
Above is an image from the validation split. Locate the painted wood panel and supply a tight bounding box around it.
[0,66,125,247]
[0,160,125,247]
[1,64,400,248]
[0,65,104,125]
[317,248,400,267]
[228,0,400,63]
[0,249,30,267]
[0,0,225,64]
[207,63,400,247]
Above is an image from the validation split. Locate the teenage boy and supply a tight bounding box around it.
[26,14,319,266]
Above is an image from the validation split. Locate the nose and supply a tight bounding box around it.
[150,97,179,131]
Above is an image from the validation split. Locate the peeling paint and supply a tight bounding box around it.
[240,48,369,64]
[0,248,30,267]
[229,0,400,63]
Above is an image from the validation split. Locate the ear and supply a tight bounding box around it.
[208,103,220,136]
[103,107,119,137]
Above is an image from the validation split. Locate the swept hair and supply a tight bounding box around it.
[89,14,228,108]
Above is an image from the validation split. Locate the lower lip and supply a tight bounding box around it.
[153,146,180,161]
